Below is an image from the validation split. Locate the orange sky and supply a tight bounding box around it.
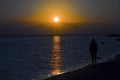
[22,1,88,24]
[0,0,120,24]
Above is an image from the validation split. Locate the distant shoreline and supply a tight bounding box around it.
[0,34,108,37]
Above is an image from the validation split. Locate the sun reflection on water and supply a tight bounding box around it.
[50,36,63,76]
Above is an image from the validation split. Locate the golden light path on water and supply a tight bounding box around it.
[50,36,63,76]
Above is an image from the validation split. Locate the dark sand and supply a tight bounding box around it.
[44,55,120,80]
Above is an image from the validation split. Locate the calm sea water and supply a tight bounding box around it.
[0,35,120,80]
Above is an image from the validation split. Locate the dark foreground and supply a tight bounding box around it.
[44,55,120,80]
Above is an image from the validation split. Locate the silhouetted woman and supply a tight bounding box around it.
[89,38,98,64]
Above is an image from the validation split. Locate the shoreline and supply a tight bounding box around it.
[43,54,120,80]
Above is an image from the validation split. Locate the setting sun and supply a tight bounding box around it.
[53,17,59,23]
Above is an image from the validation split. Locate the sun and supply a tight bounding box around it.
[53,17,59,23]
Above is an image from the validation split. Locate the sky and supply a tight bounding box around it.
[0,0,120,35]
[0,0,120,23]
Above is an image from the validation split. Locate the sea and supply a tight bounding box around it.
[0,35,120,80]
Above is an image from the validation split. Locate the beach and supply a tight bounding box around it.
[44,54,120,80]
